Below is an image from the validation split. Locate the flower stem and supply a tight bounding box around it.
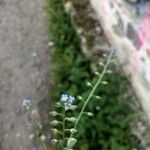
[67,51,113,147]
[62,108,66,148]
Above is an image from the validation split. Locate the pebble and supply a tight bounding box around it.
[29,134,35,140]
[32,52,37,57]
[16,133,21,138]
[48,41,54,47]
[15,106,21,115]
[32,57,42,67]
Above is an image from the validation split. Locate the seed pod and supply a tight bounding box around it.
[86,82,93,88]
[51,129,58,135]
[86,112,94,117]
[49,111,57,116]
[67,138,77,149]
[66,117,77,123]
[95,71,100,76]
[50,120,59,126]
[69,105,77,110]
[70,129,77,134]
[102,81,108,85]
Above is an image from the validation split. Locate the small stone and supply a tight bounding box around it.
[32,52,37,57]
[29,134,35,140]
[33,58,41,67]
[15,106,21,115]
[4,82,12,93]
[95,26,102,33]
[16,133,21,138]
[48,41,54,47]
[36,78,42,89]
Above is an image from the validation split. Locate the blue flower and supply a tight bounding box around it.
[22,99,32,110]
[60,94,68,102]
[68,95,75,104]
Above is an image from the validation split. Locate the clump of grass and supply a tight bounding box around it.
[46,0,143,149]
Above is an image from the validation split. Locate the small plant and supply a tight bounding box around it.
[50,51,113,149]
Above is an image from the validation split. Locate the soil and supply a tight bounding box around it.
[0,0,51,149]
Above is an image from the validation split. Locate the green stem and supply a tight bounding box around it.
[62,108,66,148]
[67,51,113,146]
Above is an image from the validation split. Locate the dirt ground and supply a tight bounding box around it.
[0,0,51,149]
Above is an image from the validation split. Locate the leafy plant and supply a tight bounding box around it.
[50,52,113,149]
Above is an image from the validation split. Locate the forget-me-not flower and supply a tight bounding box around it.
[60,94,75,110]
[61,94,69,102]
[68,95,75,104]
[23,99,32,110]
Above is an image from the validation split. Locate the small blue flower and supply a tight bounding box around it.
[23,99,32,110]
[68,95,75,104]
[60,94,68,102]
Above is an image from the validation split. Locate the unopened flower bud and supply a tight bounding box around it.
[95,71,100,76]
[102,81,108,85]
[86,82,93,87]
[77,96,83,100]
[99,62,104,66]
[103,53,107,57]
[107,70,112,74]
[95,96,101,99]
[87,112,94,117]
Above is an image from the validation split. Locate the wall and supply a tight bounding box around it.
[90,0,150,121]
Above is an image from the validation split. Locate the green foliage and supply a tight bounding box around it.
[46,0,142,149]
[46,0,91,98]
[76,68,137,150]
